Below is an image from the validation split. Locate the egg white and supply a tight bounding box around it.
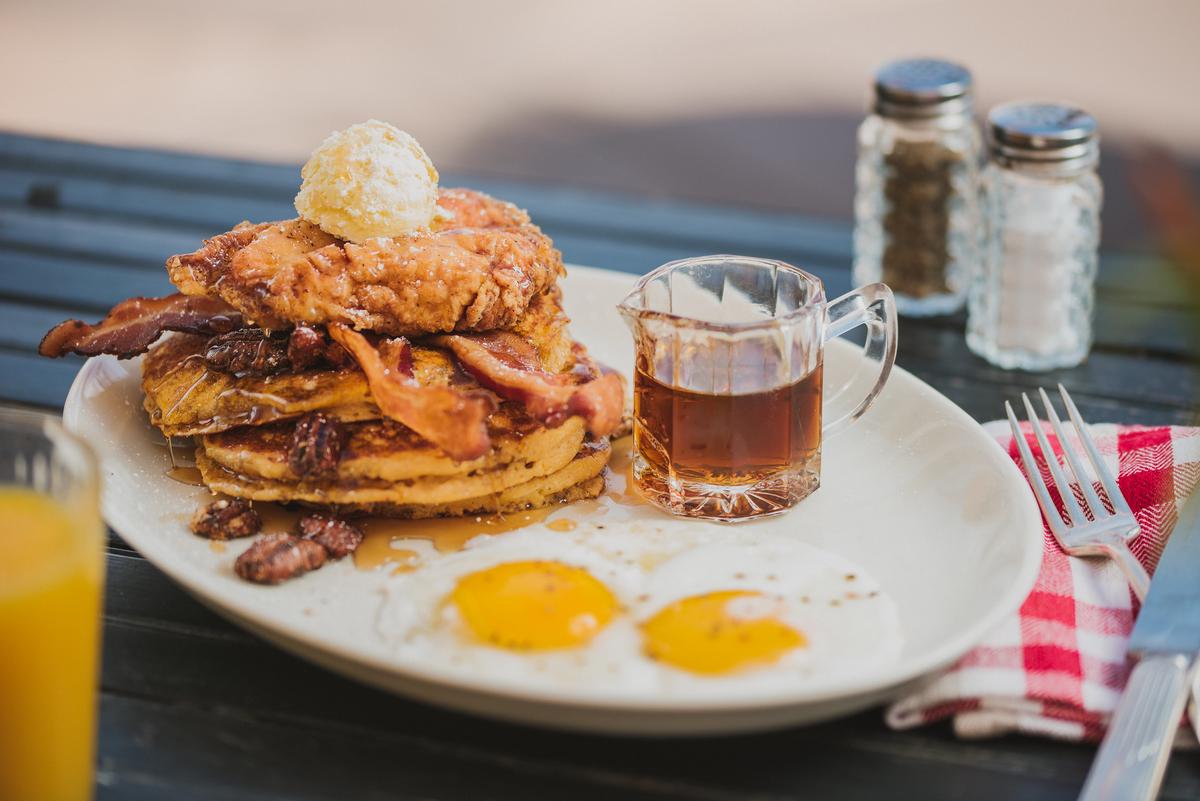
[633,536,904,692]
[376,518,903,695]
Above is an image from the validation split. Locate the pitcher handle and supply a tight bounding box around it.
[822,283,897,437]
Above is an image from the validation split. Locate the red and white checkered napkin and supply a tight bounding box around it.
[886,421,1200,743]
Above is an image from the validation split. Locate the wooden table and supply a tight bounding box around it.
[2,132,1196,800]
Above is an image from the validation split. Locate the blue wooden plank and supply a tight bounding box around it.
[0,131,300,197]
[0,165,295,232]
[0,299,95,350]
[0,206,204,264]
[0,249,174,309]
[0,349,81,408]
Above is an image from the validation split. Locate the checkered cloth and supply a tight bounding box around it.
[886,422,1200,743]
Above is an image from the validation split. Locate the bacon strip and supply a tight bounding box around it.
[39,294,244,359]
[327,324,495,461]
[432,332,624,437]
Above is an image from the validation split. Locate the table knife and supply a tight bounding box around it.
[1078,489,1200,801]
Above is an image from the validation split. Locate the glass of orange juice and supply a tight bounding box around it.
[0,409,103,801]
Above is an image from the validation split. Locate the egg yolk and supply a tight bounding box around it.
[641,590,806,675]
[450,560,617,650]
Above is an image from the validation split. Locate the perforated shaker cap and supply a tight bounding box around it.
[988,102,1099,168]
[873,58,973,118]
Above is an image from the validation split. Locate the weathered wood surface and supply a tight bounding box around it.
[1,132,1196,800]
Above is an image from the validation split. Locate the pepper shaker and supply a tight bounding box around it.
[853,58,983,316]
[966,103,1102,371]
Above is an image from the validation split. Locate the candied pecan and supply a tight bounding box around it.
[288,325,350,371]
[190,498,262,540]
[324,340,351,368]
[288,413,345,479]
[205,328,290,376]
[298,514,364,559]
[234,533,327,584]
[287,325,326,371]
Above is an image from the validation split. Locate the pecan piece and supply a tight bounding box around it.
[288,325,350,371]
[298,514,364,559]
[288,412,346,479]
[287,325,327,371]
[205,328,290,376]
[234,533,327,584]
[190,498,262,540]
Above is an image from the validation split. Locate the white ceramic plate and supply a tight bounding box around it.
[64,265,1042,736]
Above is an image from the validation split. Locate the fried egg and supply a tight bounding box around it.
[631,537,903,690]
[450,560,618,650]
[377,520,902,695]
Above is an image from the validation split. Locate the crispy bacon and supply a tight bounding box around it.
[39,294,243,359]
[327,324,496,461]
[432,333,624,437]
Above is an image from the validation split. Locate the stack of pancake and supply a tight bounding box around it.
[42,188,624,519]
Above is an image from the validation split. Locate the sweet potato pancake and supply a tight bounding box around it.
[202,406,586,484]
[196,438,610,518]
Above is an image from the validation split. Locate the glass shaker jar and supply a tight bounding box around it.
[966,103,1101,371]
[853,58,982,316]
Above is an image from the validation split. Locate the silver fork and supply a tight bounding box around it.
[1006,385,1151,600]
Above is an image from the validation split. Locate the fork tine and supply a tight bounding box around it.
[1038,387,1105,519]
[1057,384,1135,519]
[1022,392,1087,526]
[1007,400,1067,538]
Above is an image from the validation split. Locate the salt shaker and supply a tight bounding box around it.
[966,103,1101,371]
[853,58,982,316]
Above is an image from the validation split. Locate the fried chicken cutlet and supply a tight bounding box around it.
[166,189,564,337]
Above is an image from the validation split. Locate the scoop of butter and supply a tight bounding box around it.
[294,120,439,243]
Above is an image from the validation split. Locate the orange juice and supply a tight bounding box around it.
[0,487,104,801]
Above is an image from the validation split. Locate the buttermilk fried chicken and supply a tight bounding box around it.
[166,189,564,337]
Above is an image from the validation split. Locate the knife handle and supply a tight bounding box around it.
[1078,653,1195,801]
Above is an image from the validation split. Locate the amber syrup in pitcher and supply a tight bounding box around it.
[632,358,823,519]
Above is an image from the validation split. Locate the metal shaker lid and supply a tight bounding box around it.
[988,102,1099,166]
[874,58,973,118]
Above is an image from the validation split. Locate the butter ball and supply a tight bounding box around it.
[294,120,439,243]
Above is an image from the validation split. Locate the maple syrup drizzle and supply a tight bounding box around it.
[213,387,292,426]
[545,518,578,532]
[154,353,300,433]
[166,466,205,487]
[354,509,554,570]
[209,541,227,553]
[604,436,644,507]
[254,503,303,535]
[389,550,421,575]
[162,364,213,421]
[242,502,561,572]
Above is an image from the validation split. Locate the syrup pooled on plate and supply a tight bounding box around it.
[165,465,205,487]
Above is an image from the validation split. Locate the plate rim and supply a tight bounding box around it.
[65,263,1044,717]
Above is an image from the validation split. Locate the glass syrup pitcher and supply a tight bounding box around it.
[618,256,897,521]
